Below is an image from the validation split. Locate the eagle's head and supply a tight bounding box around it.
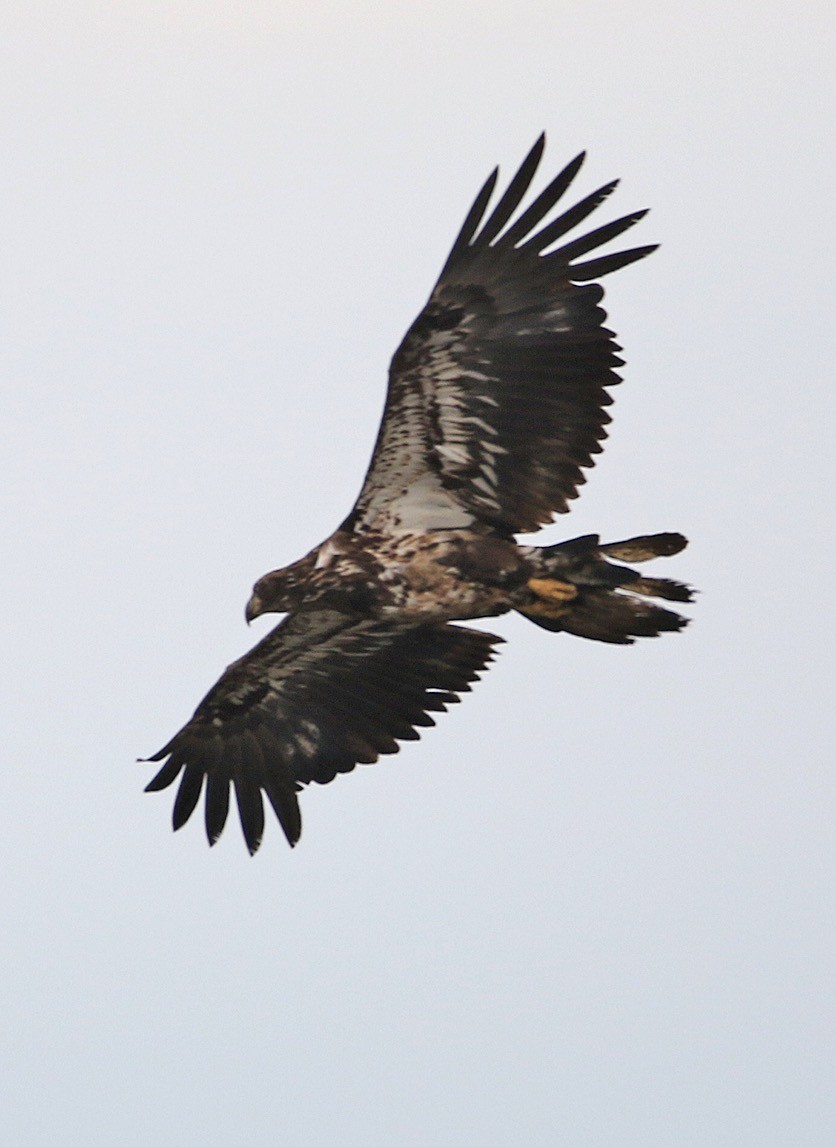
[245,565,305,623]
[244,571,293,623]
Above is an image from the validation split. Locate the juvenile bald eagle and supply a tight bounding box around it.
[144,136,692,853]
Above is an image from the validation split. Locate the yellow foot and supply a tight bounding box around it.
[527,577,578,604]
[525,577,578,619]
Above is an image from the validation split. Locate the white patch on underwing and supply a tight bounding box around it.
[464,416,497,436]
[294,718,321,757]
[436,442,473,466]
[479,461,498,486]
[471,475,499,500]
[315,540,340,569]
[388,472,475,531]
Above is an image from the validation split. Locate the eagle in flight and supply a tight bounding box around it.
[145,136,692,853]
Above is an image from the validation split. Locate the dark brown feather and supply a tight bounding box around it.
[144,611,502,851]
[347,137,656,536]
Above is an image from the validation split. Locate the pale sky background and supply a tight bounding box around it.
[2,3,834,1144]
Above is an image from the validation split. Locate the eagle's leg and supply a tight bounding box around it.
[516,532,693,643]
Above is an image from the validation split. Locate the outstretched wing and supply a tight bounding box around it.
[144,611,501,853]
[347,134,657,536]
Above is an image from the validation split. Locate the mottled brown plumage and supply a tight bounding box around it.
[144,137,692,853]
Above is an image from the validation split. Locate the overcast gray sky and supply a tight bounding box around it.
[3,3,835,1144]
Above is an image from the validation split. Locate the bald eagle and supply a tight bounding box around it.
[144,136,692,853]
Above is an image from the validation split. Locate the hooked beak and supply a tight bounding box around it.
[245,593,263,625]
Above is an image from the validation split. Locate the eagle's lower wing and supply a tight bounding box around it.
[347,135,656,536]
[144,610,501,853]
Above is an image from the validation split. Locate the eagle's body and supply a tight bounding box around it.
[246,529,522,625]
[145,137,693,854]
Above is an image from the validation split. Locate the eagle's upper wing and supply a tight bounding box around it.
[144,610,501,853]
[346,135,657,537]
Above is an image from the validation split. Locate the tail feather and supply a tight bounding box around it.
[629,575,693,603]
[599,532,687,561]
[543,591,688,644]
[518,531,693,644]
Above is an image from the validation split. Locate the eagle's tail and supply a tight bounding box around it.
[518,532,693,644]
